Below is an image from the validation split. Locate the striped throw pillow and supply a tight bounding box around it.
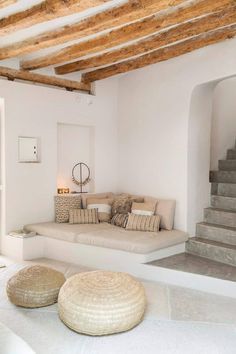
[131,202,156,216]
[126,213,160,232]
[69,209,99,224]
[87,198,113,222]
[111,213,129,228]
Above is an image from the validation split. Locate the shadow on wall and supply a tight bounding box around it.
[187,75,236,236]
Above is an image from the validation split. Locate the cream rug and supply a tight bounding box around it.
[0,264,236,354]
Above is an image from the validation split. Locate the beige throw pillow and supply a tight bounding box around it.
[55,195,82,223]
[87,198,113,222]
[69,209,99,224]
[131,202,156,216]
[126,213,160,232]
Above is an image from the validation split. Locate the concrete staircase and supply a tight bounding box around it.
[186,142,236,267]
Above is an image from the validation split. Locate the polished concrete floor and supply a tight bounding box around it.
[148,253,236,282]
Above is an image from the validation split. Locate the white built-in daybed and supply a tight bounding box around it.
[19,193,188,269]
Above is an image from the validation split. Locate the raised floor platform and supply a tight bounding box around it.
[148,253,236,282]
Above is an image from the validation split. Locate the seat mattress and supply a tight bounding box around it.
[24,222,188,254]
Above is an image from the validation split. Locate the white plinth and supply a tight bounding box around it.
[2,235,44,261]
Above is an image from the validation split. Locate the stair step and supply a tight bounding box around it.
[211,195,236,211]
[204,207,236,228]
[212,183,236,197]
[196,222,236,245]
[186,237,236,266]
[219,159,236,171]
[210,170,236,183]
[227,149,236,159]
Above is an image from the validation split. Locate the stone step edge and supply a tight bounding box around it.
[197,221,236,233]
[205,207,236,214]
[188,237,236,251]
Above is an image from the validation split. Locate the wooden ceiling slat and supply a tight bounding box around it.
[81,25,236,83]
[0,0,111,35]
[0,0,185,60]
[0,0,16,9]
[20,0,235,71]
[0,66,91,92]
[55,6,236,74]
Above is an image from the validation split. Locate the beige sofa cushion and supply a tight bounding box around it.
[126,213,160,232]
[24,222,112,243]
[75,224,188,254]
[87,198,113,222]
[82,192,114,209]
[69,209,99,224]
[156,199,176,231]
[131,202,156,216]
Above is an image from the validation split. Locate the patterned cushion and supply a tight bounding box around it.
[87,198,113,222]
[55,195,82,223]
[126,213,160,232]
[111,194,144,217]
[111,213,129,228]
[131,202,156,216]
[69,209,99,224]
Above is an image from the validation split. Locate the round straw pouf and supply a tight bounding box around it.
[7,265,66,308]
[58,270,146,336]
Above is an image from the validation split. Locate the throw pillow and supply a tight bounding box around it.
[131,202,156,216]
[111,194,144,217]
[126,213,160,232]
[69,208,99,224]
[111,213,129,228]
[55,195,81,223]
[87,198,113,222]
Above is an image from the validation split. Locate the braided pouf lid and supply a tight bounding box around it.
[58,270,146,336]
[7,265,66,308]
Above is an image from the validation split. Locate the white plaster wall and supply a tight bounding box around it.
[187,83,215,236]
[211,78,236,171]
[117,37,236,232]
[0,77,119,237]
[57,123,94,193]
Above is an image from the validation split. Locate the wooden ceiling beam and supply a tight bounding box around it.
[20,0,236,71]
[55,6,236,74]
[0,66,91,93]
[0,0,111,35]
[0,0,185,60]
[0,0,16,9]
[82,24,236,82]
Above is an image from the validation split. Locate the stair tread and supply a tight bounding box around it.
[189,237,236,250]
[197,222,236,232]
[205,207,236,214]
[219,159,236,162]
[212,194,236,200]
[211,169,236,172]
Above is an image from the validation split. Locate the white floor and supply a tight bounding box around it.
[1,256,236,354]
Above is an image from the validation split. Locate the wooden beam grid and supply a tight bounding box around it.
[81,25,236,83]
[55,6,236,74]
[0,0,235,89]
[19,0,236,71]
[0,0,186,60]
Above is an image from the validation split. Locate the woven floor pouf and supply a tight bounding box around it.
[7,265,66,308]
[58,270,146,336]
